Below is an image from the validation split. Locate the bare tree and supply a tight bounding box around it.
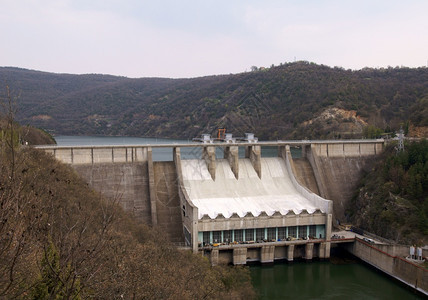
[0,86,20,179]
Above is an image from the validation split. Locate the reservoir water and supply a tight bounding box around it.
[54,135,290,160]
[54,136,422,299]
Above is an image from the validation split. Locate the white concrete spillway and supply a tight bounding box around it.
[182,157,328,219]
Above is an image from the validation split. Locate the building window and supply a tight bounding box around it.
[316,225,325,239]
[182,204,186,217]
[203,232,210,245]
[184,227,191,246]
[234,229,243,242]
[309,225,316,238]
[245,229,254,242]
[213,231,221,243]
[288,226,297,238]
[299,226,307,239]
[223,230,232,244]
[278,227,287,240]
[267,228,276,241]
[256,228,265,241]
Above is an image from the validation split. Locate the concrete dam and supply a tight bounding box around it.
[37,139,384,264]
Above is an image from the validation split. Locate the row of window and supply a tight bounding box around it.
[201,225,323,244]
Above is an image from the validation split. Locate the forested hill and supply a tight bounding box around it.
[1,63,427,140]
[349,140,428,245]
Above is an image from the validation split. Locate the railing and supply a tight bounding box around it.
[350,226,396,244]
[199,237,327,250]
[34,139,385,149]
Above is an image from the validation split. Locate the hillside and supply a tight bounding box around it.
[0,118,55,145]
[1,63,427,140]
[0,140,254,298]
[348,140,428,245]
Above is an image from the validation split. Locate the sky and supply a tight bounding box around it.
[1,0,427,78]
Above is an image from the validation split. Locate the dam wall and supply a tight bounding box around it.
[73,162,152,223]
[303,141,383,222]
[62,145,153,224]
[37,140,384,246]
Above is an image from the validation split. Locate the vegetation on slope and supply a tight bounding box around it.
[1,86,55,145]
[0,118,55,145]
[0,142,254,298]
[348,140,428,245]
[1,63,427,140]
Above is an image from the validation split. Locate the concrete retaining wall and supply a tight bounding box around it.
[346,238,428,296]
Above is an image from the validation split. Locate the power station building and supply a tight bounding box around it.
[176,138,333,265]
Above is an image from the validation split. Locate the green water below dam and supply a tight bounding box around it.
[250,259,422,300]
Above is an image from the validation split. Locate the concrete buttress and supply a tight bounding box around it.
[261,245,275,264]
[287,245,295,262]
[233,248,247,265]
[224,146,239,179]
[202,146,216,180]
[305,243,314,260]
[245,145,261,178]
[210,249,219,266]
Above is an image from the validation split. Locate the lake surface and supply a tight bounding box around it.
[54,136,421,299]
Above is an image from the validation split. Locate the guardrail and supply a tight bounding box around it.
[350,226,396,244]
[34,139,385,149]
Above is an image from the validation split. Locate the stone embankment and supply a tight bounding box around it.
[341,237,427,296]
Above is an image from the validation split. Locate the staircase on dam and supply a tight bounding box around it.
[292,158,320,195]
[153,162,184,244]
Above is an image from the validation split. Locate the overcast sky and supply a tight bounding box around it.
[1,0,427,78]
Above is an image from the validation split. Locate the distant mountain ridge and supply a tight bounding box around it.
[1,62,427,139]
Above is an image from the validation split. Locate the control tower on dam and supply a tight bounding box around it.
[36,137,384,265]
